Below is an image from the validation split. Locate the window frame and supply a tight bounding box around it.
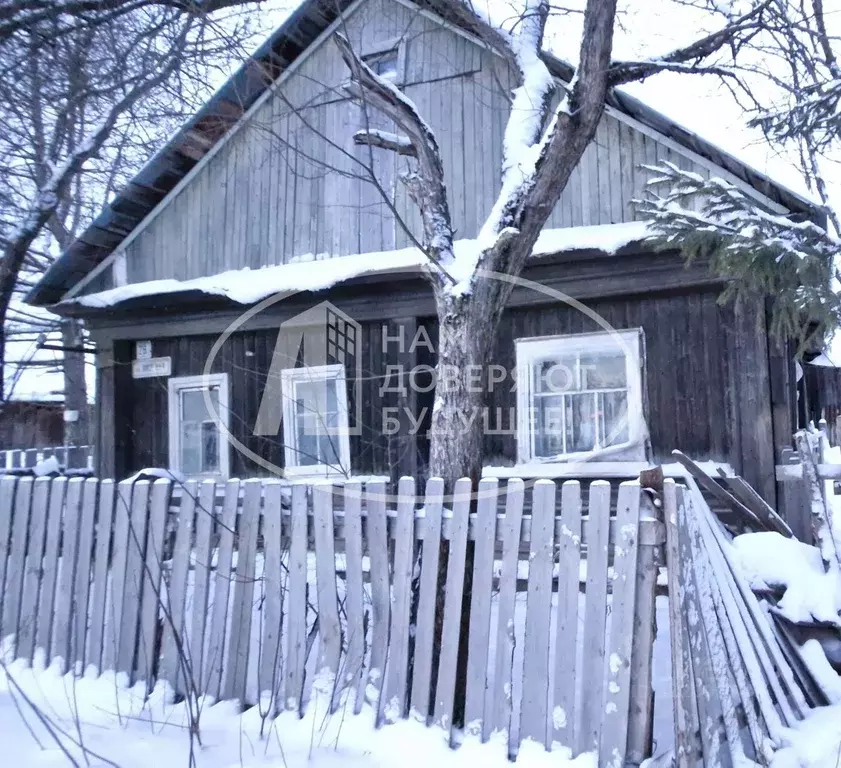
[281,363,352,478]
[167,373,231,478]
[359,36,406,85]
[515,329,645,464]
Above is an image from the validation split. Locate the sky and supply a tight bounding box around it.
[6,0,835,402]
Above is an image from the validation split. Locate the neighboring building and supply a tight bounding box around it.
[26,0,822,506]
[0,400,64,449]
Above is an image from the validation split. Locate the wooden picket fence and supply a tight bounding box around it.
[0,474,664,766]
[0,444,93,471]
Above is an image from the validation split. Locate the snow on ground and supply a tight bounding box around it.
[0,659,595,768]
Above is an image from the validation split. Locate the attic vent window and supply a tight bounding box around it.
[364,48,399,80]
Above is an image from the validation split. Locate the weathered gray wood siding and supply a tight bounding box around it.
[97,0,715,291]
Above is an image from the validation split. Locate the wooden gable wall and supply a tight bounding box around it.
[94,0,725,293]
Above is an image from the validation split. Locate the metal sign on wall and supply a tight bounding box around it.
[132,356,172,379]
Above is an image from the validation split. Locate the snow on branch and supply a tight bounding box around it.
[353,129,415,157]
[637,162,841,346]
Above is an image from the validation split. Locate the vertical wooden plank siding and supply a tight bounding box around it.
[160,480,196,692]
[103,479,133,672]
[2,477,33,647]
[87,479,114,671]
[207,479,239,699]
[190,480,216,693]
[520,479,556,747]
[365,479,390,715]
[433,478,471,734]
[116,479,151,677]
[70,478,99,671]
[137,479,171,686]
[464,477,498,735]
[409,477,444,720]
[553,480,582,746]
[224,479,261,702]
[17,478,51,661]
[285,483,308,712]
[259,481,284,709]
[599,482,641,766]
[383,476,415,722]
[0,477,17,629]
[579,480,611,755]
[52,477,83,670]
[36,478,67,660]
[490,479,524,741]
[312,483,343,707]
[342,481,365,713]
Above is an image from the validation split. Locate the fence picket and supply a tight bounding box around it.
[224,479,261,703]
[137,480,171,687]
[433,478,471,736]
[161,480,196,692]
[207,478,239,699]
[52,477,83,670]
[491,478,524,742]
[520,479,556,747]
[71,478,99,672]
[190,480,216,695]
[313,483,342,709]
[259,480,284,710]
[103,479,133,673]
[465,477,498,736]
[117,479,151,678]
[366,479,390,718]
[87,479,114,671]
[2,477,32,648]
[0,477,17,627]
[599,481,641,765]
[285,483,308,713]
[17,478,51,661]
[553,480,581,747]
[36,478,66,661]
[342,481,365,714]
[579,480,611,755]
[409,477,444,721]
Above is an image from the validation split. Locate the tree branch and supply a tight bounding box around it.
[352,129,416,157]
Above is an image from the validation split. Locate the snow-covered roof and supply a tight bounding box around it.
[64,222,651,310]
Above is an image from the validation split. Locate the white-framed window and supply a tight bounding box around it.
[281,364,351,477]
[363,47,399,79]
[516,329,645,463]
[167,374,230,477]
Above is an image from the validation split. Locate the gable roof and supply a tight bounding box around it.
[27,0,822,307]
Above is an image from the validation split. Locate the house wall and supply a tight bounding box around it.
[83,0,721,295]
[92,252,790,503]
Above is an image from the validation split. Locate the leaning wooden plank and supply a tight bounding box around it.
[52,477,84,671]
[2,477,33,650]
[433,478,471,737]
[285,483,308,713]
[224,478,261,703]
[465,477,498,736]
[578,480,611,756]
[672,450,766,532]
[0,477,18,629]
[365,479,390,717]
[259,480,284,712]
[160,480,196,693]
[342,481,366,715]
[17,478,51,662]
[102,479,134,673]
[795,431,841,570]
[207,478,239,700]
[383,476,416,722]
[137,480,171,689]
[768,609,828,708]
[71,478,99,673]
[490,478,524,743]
[37,478,67,661]
[553,480,581,748]
[663,481,698,768]
[312,483,343,710]
[600,482,642,767]
[718,474,792,538]
[116,479,151,679]
[190,480,216,695]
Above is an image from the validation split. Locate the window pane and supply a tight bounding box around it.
[533,357,577,394]
[365,49,398,78]
[291,376,346,469]
[181,421,201,475]
[180,386,221,474]
[600,390,630,446]
[534,395,565,458]
[181,387,219,422]
[580,352,626,389]
[565,393,597,453]
[201,421,219,472]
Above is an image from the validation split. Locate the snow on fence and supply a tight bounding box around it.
[0,444,93,471]
[0,474,664,766]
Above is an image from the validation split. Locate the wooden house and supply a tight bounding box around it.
[26,0,822,506]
